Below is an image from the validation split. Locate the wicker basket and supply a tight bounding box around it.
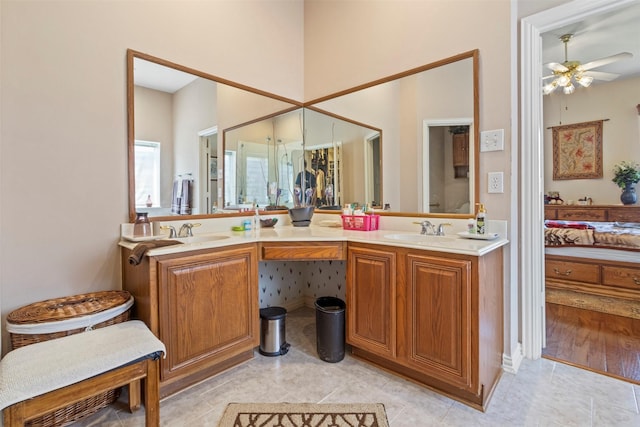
[6,290,134,427]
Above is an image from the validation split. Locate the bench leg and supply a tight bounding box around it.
[128,379,141,412]
[144,358,160,427]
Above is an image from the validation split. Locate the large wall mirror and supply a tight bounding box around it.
[127,49,478,220]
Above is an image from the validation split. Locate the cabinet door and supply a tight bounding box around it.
[452,133,469,167]
[346,246,396,358]
[158,246,257,380]
[405,254,472,389]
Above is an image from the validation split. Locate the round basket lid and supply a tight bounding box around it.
[7,290,132,325]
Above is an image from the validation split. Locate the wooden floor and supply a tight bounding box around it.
[543,302,640,384]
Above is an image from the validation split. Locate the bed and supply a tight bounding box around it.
[544,205,640,318]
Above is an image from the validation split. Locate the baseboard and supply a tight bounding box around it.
[502,342,523,374]
[269,297,306,313]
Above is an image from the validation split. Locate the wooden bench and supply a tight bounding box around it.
[0,320,165,426]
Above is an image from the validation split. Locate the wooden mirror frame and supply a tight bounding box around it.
[127,49,478,221]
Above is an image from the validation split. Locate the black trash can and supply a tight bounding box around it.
[259,307,290,356]
[315,296,346,363]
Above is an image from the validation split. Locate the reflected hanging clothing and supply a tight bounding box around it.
[316,169,325,199]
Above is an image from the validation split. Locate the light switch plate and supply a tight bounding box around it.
[480,129,504,152]
[488,171,504,193]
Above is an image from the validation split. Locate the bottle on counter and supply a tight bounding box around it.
[476,203,486,235]
[467,218,476,234]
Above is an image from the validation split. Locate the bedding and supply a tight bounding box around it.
[544,220,640,251]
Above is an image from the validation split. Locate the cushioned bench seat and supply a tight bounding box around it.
[0,320,165,426]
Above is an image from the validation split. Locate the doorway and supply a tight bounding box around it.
[520,0,636,360]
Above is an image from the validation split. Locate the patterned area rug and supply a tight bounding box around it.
[217,402,389,427]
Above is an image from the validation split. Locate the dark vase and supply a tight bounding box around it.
[620,183,637,205]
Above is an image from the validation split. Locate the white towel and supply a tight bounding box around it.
[0,320,166,411]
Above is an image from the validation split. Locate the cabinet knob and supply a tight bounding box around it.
[553,268,572,276]
[633,276,639,285]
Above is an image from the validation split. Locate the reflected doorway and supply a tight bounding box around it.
[423,119,473,213]
[199,126,218,214]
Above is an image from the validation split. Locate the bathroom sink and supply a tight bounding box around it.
[175,235,229,244]
[384,234,456,244]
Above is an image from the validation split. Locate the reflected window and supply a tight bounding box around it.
[245,156,269,206]
[224,150,237,206]
[134,140,160,207]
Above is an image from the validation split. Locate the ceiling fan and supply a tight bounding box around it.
[543,33,633,95]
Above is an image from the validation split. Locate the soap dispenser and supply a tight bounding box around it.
[475,203,486,235]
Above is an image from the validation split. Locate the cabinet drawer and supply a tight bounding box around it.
[544,208,557,220]
[607,208,640,223]
[602,266,640,290]
[545,259,600,284]
[556,209,606,221]
[260,241,346,260]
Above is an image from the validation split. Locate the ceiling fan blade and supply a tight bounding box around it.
[545,62,568,72]
[582,70,621,81]
[580,52,633,70]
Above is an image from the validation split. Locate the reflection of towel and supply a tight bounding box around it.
[171,178,194,215]
[171,179,180,214]
[180,179,193,215]
[128,240,182,265]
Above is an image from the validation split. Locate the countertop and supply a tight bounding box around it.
[120,214,508,257]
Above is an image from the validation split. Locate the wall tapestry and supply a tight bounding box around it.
[552,120,603,180]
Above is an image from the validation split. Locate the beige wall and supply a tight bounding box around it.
[0,0,303,352]
[1,0,545,361]
[543,76,640,204]
[304,0,511,218]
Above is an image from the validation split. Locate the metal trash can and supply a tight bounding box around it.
[315,296,346,363]
[259,307,290,356]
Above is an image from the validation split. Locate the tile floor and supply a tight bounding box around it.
[78,307,640,426]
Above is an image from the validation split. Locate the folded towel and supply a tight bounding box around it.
[128,240,182,265]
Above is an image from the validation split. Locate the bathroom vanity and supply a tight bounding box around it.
[347,242,503,411]
[120,217,506,409]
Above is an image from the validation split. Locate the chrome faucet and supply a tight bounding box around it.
[436,223,452,236]
[178,223,195,237]
[419,221,451,236]
[420,221,436,235]
[177,222,201,237]
[160,225,178,238]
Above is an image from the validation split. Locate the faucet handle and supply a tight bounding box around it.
[180,222,201,237]
[437,222,452,236]
[418,220,434,235]
[160,225,177,238]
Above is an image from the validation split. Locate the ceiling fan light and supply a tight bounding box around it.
[557,75,570,86]
[543,81,557,95]
[563,83,575,95]
[576,74,593,87]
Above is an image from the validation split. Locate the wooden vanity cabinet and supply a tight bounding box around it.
[122,244,258,397]
[346,242,503,411]
[346,245,397,359]
[404,254,472,389]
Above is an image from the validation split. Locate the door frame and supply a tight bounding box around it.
[519,0,635,359]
